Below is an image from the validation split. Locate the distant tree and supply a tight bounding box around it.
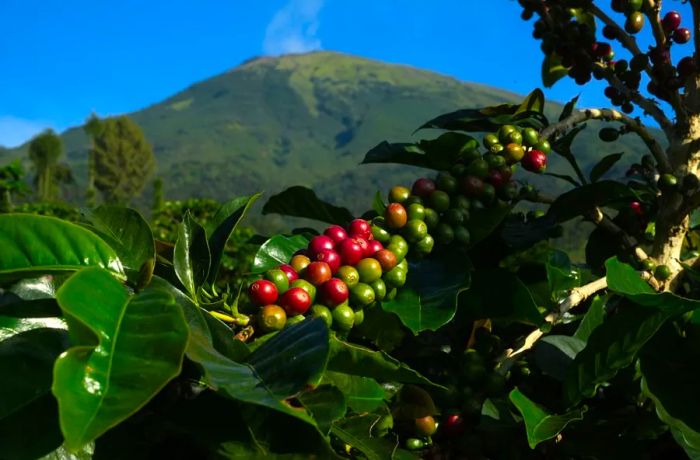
[0,159,28,212]
[27,129,62,201]
[86,115,156,204]
[83,113,102,206]
[152,176,164,213]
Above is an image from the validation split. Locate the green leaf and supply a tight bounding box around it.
[548,181,637,222]
[559,95,579,121]
[466,204,512,247]
[361,142,429,168]
[53,267,189,450]
[373,190,387,215]
[245,318,329,398]
[381,253,470,333]
[563,304,681,407]
[0,214,123,282]
[298,385,347,435]
[262,186,353,225]
[174,211,210,298]
[509,388,586,449]
[0,328,68,423]
[416,105,548,133]
[606,257,700,311]
[574,294,607,342]
[516,88,545,114]
[457,269,545,326]
[589,153,624,183]
[82,206,154,278]
[543,172,581,187]
[353,306,406,352]
[640,326,700,454]
[0,315,66,341]
[0,393,63,460]
[205,193,260,284]
[251,234,309,273]
[323,371,386,413]
[546,250,581,301]
[328,336,438,387]
[331,415,409,460]
[542,53,568,88]
[534,335,585,382]
[550,124,588,184]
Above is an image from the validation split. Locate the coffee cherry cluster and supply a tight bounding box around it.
[482,124,549,174]
[248,219,409,335]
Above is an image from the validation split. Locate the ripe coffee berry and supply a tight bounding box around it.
[385,202,408,229]
[248,280,278,306]
[279,287,312,316]
[630,201,644,216]
[337,238,364,266]
[662,11,681,32]
[278,264,299,283]
[374,249,398,272]
[304,261,333,286]
[315,249,341,273]
[308,235,335,256]
[521,149,547,173]
[348,219,371,239]
[415,415,437,436]
[366,239,384,255]
[673,27,691,44]
[412,178,436,197]
[290,254,311,273]
[323,225,348,243]
[319,278,349,306]
[354,236,373,257]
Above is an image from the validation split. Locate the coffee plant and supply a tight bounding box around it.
[3,1,700,458]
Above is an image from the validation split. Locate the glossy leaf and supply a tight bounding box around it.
[416,105,548,132]
[544,172,580,187]
[0,315,66,341]
[458,269,545,326]
[174,211,210,298]
[328,336,438,387]
[323,371,386,413]
[251,234,309,273]
[83,206,154,277]
[509,389,586,449]
[589,153,624,183]
[53,268,189,450]
[298,385,347,435]
[245,318,329,398]
[550,124,587,184]
[353,306,406,352]
[574,294,607,342]
[606,257,700,311]
[331,415,409,460]
[542,53,568,88]
[501,213,558,250]
[0,328,68,421]
[534,335,585,382]
[546,250,581,301]
[361,141,428,168]
[516,88,545,114]
[563,304,682,407]
[466,204,512,247]
[640,326,700,453]
[548,181,637,223]
[381,254,470,333]
[0,214,123,281]
[373,190,387,215]
[205,193,260,284]
[262,186,353,225]
[559,95,579,121]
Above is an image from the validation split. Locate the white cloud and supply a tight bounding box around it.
[0,116,55,148]
[263,0,324,55]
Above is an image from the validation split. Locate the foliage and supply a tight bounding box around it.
[3,2,700,458]
[28,129,63,202]
[86,115,155,205]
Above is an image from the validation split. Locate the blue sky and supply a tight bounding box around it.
[0,0,693,147]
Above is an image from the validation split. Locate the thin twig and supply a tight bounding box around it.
[540,107,671,172]
[586,207,649,261]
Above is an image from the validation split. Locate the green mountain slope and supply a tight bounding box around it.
[4,51,657,225]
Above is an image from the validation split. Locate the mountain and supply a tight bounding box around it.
[3,51,655,228]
